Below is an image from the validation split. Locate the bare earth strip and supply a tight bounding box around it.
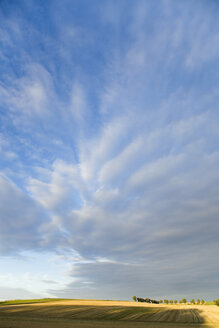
[0,300,218,328]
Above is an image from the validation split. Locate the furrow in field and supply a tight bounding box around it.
[145,309,171,322]
[93,307,127,320]
[175,309,195,323]
[156,310,175,322]
[165,309,179,322]
[191,309,204,323]
[121,311,153,321]
[70,306,99,318]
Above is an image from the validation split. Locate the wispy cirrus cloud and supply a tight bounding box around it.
[0,174,52,254]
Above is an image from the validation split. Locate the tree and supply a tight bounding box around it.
[182,298,187,304]
[164,299,169,304]
[133,296,137,302]
[179,300,182,304]
[214,299,219,306]
[170,300,173,304]
[159,300,163,303]
[174,300,177,304]
[197,299,200,305]
[201,300,205,305]
[191,299,195,304]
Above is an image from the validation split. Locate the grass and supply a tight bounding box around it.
[0,298,68,306]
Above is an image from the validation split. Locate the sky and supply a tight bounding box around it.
[0,0,219,302]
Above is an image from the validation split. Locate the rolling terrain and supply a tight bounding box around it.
[0,299,218,328]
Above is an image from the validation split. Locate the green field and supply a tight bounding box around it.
[0,298,69,306]
[0,299,218,328]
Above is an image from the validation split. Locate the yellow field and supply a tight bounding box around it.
[0,299,218,328]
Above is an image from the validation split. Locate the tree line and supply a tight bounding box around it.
[132,296,159,304]
[160,299,205,304]
[132,297,206,304]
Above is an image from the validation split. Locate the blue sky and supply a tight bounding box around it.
[0,0,219,301]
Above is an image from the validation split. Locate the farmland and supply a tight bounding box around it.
[0,299,218,328]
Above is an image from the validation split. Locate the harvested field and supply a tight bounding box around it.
[0,299,218,328]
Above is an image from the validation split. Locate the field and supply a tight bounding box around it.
[0,299,219,328]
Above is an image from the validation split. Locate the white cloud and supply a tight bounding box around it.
[0,64,59,138]
[69,82,87,122]
[79,116,132,182]
[11,64,55,118]
[185,15,219,68]
[0,173,56,254]
[27,160,80,212]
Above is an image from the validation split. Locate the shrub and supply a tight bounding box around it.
[133,296,137,302]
